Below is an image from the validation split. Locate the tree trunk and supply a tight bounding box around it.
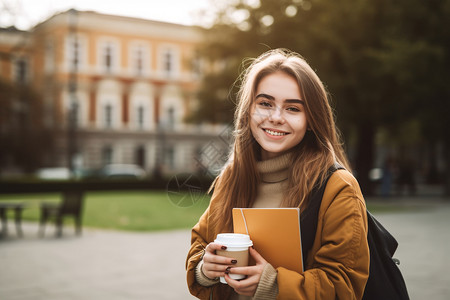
[426,140,440,184]
[444,134,450,197]
[355,121,376,196]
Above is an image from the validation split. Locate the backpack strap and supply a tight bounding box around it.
[300,162,344,267]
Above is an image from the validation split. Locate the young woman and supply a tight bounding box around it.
[186,49,369,300]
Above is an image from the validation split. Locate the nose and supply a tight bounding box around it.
[269,106,285,124]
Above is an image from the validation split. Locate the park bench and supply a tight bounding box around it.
[0,202,26,238]
[39,190,84,238]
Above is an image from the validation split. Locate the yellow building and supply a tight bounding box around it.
[0,9,229,177]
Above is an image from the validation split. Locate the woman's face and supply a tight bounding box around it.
[250,71,308,160]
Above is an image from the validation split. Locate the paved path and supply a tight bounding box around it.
[373,199,450,300]
[0,198,449,300]
[0,225,195,300]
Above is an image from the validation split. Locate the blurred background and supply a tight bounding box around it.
[0,0,449,299]
[0,0,449,196]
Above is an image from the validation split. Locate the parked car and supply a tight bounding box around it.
[36,168,71,180]
[100,164,146,179]
[36,167,93,180]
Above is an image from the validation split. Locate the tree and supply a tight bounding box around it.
[368,0,450,191]
[192,0,450,194]
[0,78,55,175]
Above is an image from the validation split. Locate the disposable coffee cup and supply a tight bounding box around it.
[214,233,253,284]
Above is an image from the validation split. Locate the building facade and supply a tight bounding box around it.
[0,9,229,177]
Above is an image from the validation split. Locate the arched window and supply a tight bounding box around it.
[104,103,113,128]
[167,107,175,130]
[137,105,145,129]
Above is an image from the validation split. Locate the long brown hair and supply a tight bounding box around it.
[209,49,350,233]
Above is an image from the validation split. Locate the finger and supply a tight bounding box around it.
[203,253,234,265]
[204,243,239,265]
[249,246,267,264]
[228,266,258,276]
[205,242,227,253]
[224,273,243,287]
[225,271,259,286]
[203,270,226,279]
[225,274,257,296]
[232,274,259,288]
[203,263,231,275]
[202,263,232,279]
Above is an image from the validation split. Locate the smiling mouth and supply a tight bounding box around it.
[263,128,290,136]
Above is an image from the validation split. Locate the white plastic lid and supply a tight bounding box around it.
[214,233,253,247]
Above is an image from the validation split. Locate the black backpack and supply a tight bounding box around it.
[300,164,410,300]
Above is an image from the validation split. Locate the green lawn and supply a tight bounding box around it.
[0,191,414,233]
[0,190,210,232]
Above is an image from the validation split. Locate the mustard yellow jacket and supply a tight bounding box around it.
[186,169,370,300]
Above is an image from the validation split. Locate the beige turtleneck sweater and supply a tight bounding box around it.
[253,152,291,208]
[195,153,291,299]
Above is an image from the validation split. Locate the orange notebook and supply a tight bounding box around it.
[233,208,303,273]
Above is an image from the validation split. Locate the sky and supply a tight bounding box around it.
[0,0,214,30]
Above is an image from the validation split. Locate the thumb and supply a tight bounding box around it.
[249,246,267,265]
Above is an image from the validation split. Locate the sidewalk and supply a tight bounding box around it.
[0,224,195,300]
[1,197,449,299]
[368,197,450,300]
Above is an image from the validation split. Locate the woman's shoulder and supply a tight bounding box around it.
[329,168,358,187]
[324,168,364,201]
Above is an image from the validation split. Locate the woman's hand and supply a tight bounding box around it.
[225,247,268,297]
[201,242,237,280]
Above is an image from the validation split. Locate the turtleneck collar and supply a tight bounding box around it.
[256,152,292,184]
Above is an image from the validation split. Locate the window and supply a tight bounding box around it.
[104,43,112,73]
[135,145,146,168]
[67,35,86,72]
[102,146,113,165]
[70,101,79,127]
[130,43,149,77]
[164,51,172,74]
[167,107,175,130]
[192,53,202,77]
[135,46,144,76]
[44,40,55,73]
[72,39,79,71]
[66,96,86,128]
[159,46,179,78]
[137,105,145,129]
[14,58,27,84]
[99,40,119,74]
[165,145,175,169]
[104,104,113,128]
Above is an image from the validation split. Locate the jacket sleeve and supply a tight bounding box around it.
[186,204,216,299]
[277,171,370,300]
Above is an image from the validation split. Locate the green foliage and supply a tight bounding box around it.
[0,79,56,173]
[191,0,450,191]
[0,191,210,232]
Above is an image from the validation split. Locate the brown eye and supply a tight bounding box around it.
[258,101,272,107]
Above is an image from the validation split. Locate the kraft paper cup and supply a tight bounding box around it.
[214,233,253,284]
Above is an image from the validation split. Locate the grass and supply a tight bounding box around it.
[366,200,424,214]
[0,190,210,232]
[0,191,415,232]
